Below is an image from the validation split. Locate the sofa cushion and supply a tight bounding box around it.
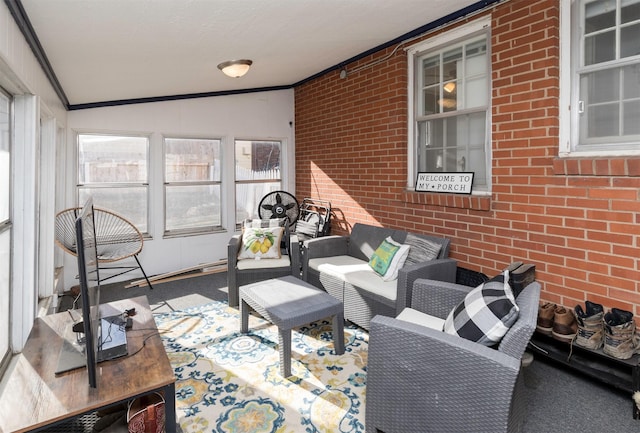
[396,307,446,330]
[443,271,519,346]
[237,226,284,260]
[404,233,442,266]
[237,256,290,270]
[314,256,398,303]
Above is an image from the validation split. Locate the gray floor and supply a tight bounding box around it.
[60,271,638,432]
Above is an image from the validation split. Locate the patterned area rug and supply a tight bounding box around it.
[154,301,368,433]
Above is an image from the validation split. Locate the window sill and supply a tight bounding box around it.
[553,156,640,176]
[402,190,491,211]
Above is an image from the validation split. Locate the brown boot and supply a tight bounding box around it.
[552,306,578,343]
[536,302,556,336]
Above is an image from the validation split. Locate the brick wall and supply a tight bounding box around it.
[294,0,640,315]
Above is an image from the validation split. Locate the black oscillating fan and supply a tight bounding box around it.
[258,191,300,226]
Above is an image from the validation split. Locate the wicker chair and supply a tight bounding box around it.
[55,207,153,288]
[366,279,541,433]
[227,222,300,307]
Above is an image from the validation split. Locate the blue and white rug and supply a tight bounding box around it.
[154,301,368,433]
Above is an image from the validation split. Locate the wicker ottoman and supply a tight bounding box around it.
[239,275,345,377]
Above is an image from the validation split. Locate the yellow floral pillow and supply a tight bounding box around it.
[237,226,284,260]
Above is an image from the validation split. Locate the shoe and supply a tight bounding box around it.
[536,302,556,336]
[509,264,535,297]
[603,308,639,360]
[574,301,604,350]
[551,306,578,343]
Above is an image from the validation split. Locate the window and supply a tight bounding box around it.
[164,137,222,234]
[77,133,149,233]
[0,88,11,375]
[235,140,282,224]
[408,20,491,192]
[571,0,640,152]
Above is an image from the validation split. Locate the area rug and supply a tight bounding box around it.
[154,301,368,433]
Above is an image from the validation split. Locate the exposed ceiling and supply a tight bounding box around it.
[18,0,486,108]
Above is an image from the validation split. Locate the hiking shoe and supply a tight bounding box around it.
[510,264,536,297]
[536,302,556,336]
[603,308,638,360]
[552,306,578,343]
[574,301,604,350]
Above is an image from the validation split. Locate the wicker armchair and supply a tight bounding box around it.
[366,279,541,433]
[227,222,300,307]
[55,206,153,288]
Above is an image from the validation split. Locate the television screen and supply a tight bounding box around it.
[75,196,101,388]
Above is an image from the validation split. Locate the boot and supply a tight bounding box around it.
[552,306,578,343]
[536,302,556,336]
[509,264,535,297]
[574,301,604,350]
[603,308,639,360]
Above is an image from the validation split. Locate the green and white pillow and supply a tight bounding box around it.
[369,236,410,281]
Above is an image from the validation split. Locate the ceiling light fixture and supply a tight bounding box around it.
[217,59,253,78]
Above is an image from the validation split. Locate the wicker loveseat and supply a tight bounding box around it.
[301,223,456,330]
[366,279,541,433]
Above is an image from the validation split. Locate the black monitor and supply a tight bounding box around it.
[75,196,101,388]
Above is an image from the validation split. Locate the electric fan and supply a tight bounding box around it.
[258,191,300,226]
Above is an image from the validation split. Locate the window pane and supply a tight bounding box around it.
[79,187,148,232]
[585,68,620,103]
[78,134,148,184]
[621,23,640,58]
[0,94,8,223]
[236,182,281,223]
[423,86,440,115]
[622,0,640,24]
[422,55,440,87]
[466,46,487,77]
[166,185,221,231]
[588,104,620,137]
[585,30,616,65]
[0,230,9,359]
[623,65,640,98]
[235,140,281,180]
[466,77,487,108]
[165,138,221,182]
[623,100,640,134]
[585,0,616,33]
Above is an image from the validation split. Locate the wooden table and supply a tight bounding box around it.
[0,296,176,432]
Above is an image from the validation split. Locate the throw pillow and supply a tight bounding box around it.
[237,226,284,260]
[382,242,411,282]
[369,237,401,276]
[443,271,519,346]
[404,233,442,266]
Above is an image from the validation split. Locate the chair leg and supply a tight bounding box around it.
[134,254,154,289]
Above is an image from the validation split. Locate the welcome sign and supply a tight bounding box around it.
[415,172,474,194]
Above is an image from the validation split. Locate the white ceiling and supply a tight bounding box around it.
[20,0,481,107]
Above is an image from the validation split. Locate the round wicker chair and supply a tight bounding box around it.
[55,207,153,288]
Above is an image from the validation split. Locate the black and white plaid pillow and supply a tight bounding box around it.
[443,271,519,346]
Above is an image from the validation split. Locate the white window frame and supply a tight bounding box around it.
[406,17,492,193]
[76,132,151,234]
[234,139,284,226]
[561,0,640,156]
[162,136,223,236]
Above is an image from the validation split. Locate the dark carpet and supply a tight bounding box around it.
[60,271,637,432]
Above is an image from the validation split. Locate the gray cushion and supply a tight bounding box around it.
[404,233,442,266]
